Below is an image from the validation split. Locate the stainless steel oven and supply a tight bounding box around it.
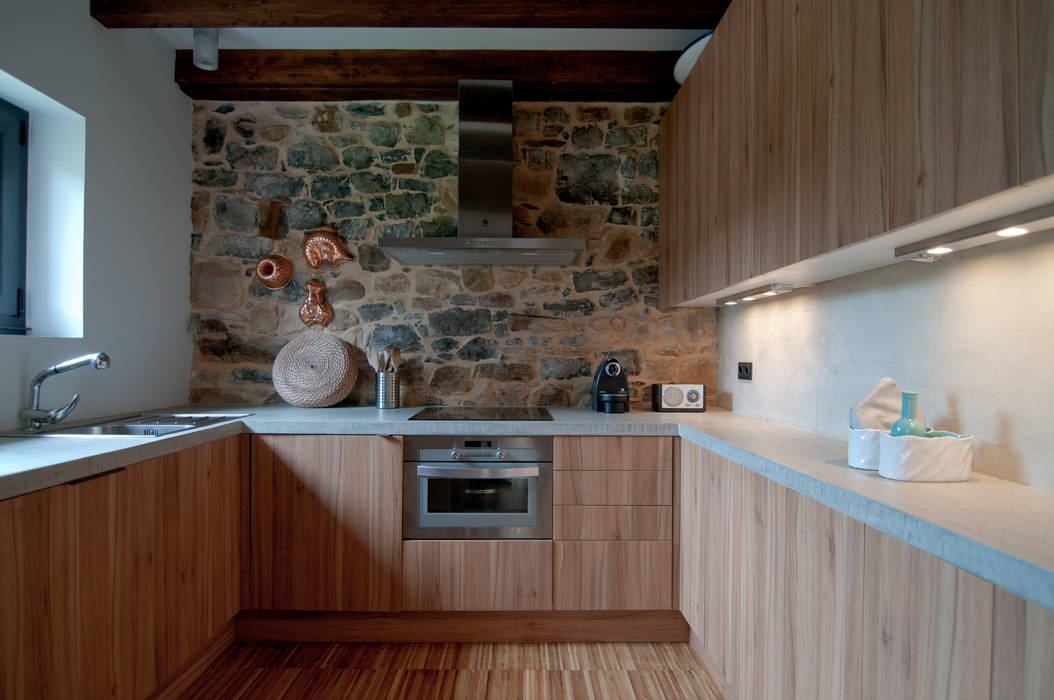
[402,435,552,539]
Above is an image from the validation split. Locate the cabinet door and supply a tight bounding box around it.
[798,0,888,256]
[753,0,799,273]
[401,540,553,611]
[0,485,73,700]
[887,0,1018,229]
[1019,0,1054,183]
[554,541,672,610]
[713,0,760,285]
[251,435,402,611]
[862,527,994,700]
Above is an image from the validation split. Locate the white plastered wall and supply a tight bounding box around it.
[718,227,1054,491]
[0,0,191,430]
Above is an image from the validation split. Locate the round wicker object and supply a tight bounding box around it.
[272,332,357,408]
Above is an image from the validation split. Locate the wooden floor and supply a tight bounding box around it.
[177,642,724,699]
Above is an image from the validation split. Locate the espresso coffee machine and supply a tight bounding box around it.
[591,357,630,413]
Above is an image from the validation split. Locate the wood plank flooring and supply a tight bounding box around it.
[177,642,723,699]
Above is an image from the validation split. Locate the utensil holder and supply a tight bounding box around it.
[376,371,400,409]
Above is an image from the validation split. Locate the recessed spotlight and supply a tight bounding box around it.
[926,246,954,255]
[996,227,1029,237]
[762,291,778,296]
[742,296,757,301]
[724,301,737,306]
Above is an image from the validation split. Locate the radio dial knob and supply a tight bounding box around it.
[495,448,507,461]
[450,448,463,460]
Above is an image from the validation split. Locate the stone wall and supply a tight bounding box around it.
[189,99,717,407]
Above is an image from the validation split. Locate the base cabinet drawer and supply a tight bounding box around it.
[402,540,553,611]
[554,541,672,610]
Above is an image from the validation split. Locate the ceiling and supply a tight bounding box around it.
[90,0,729,101]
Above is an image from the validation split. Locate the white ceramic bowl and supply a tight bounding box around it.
[848,428,883,470]
[878,433,974,482]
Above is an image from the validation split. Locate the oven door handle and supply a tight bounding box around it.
[416,465,540,479]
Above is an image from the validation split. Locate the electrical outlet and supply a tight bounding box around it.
[737,362,753,381]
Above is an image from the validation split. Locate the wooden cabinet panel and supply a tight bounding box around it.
[554,436,673,470]
[798,0,888,257]
[71,438,244,699]
[0,485,73,700]
[554,506,672,541]
[1020,0,1054,183]
[554,470,672,506]
[992,587,1054,699]
[554,541,672,610]
[713,0,759,285]
[862,526,994,700]
[251,435,402,611]
[887,0,1019,229]
[679,440,864,699]
[753,0,799,273]
[401,540,552,611]
[2,438,242,700]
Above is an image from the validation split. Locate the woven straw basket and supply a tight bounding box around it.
[272,332,357,408]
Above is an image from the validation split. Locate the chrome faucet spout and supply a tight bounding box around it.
[22,352,110,430]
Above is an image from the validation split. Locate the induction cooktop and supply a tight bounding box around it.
[409,406,554,421]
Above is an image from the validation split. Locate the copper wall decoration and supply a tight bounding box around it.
[299,278,334,327]
[255,253,294,290]
[302,225,354,268]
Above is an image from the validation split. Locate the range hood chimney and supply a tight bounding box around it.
[379,79,585,266]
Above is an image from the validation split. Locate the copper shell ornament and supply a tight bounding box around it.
[255,254,293,290]
[302,225,354,268]
[299,278,334,327]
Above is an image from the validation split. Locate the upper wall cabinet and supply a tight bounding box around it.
[1020,0,1054,184]
[886,0,1019,230]
[661,0,1053,307]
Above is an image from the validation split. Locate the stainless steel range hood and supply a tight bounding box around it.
[379,79,585,266]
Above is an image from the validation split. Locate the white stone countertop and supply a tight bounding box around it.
[1,404,1051,612]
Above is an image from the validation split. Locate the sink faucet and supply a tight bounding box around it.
[21,352,111,430]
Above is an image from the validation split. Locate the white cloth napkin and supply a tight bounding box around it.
[849,377,925,430]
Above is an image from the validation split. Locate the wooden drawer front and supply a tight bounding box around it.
[402,540,553,611]
[555,437,673,471]
[555,541,672,610]
[555,506,672,541]
[555,471,672,506]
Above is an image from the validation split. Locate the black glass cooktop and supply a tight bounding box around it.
[409,406,554,421]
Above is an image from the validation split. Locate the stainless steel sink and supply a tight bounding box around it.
[2,413,249,438]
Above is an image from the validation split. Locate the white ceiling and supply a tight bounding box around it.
[151,27,706,52]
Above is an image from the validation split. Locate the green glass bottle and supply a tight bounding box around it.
[890,391,928,437]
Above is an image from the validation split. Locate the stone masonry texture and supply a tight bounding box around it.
[189,100,717,407]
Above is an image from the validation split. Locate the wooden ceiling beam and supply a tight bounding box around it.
[175,50,682,102]
[93,0,728,29]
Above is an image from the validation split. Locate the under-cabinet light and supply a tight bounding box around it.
[895,202,1054,261]
[717,283,793,307]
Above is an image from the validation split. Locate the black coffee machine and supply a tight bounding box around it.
[591,357,630,413]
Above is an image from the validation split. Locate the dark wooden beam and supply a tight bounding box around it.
[175,50,681,102]
[94,0,727,29]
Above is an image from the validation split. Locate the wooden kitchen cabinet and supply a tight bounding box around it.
[251,434,402,611]
[680,438,1054,699]
[401,540,553,611]
[886,0,1019,229]
[553,436,674,611]
[797,0,888,257]
[1019,0,1054,184]
[660,0,1040,307]
[0,437,243,700]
